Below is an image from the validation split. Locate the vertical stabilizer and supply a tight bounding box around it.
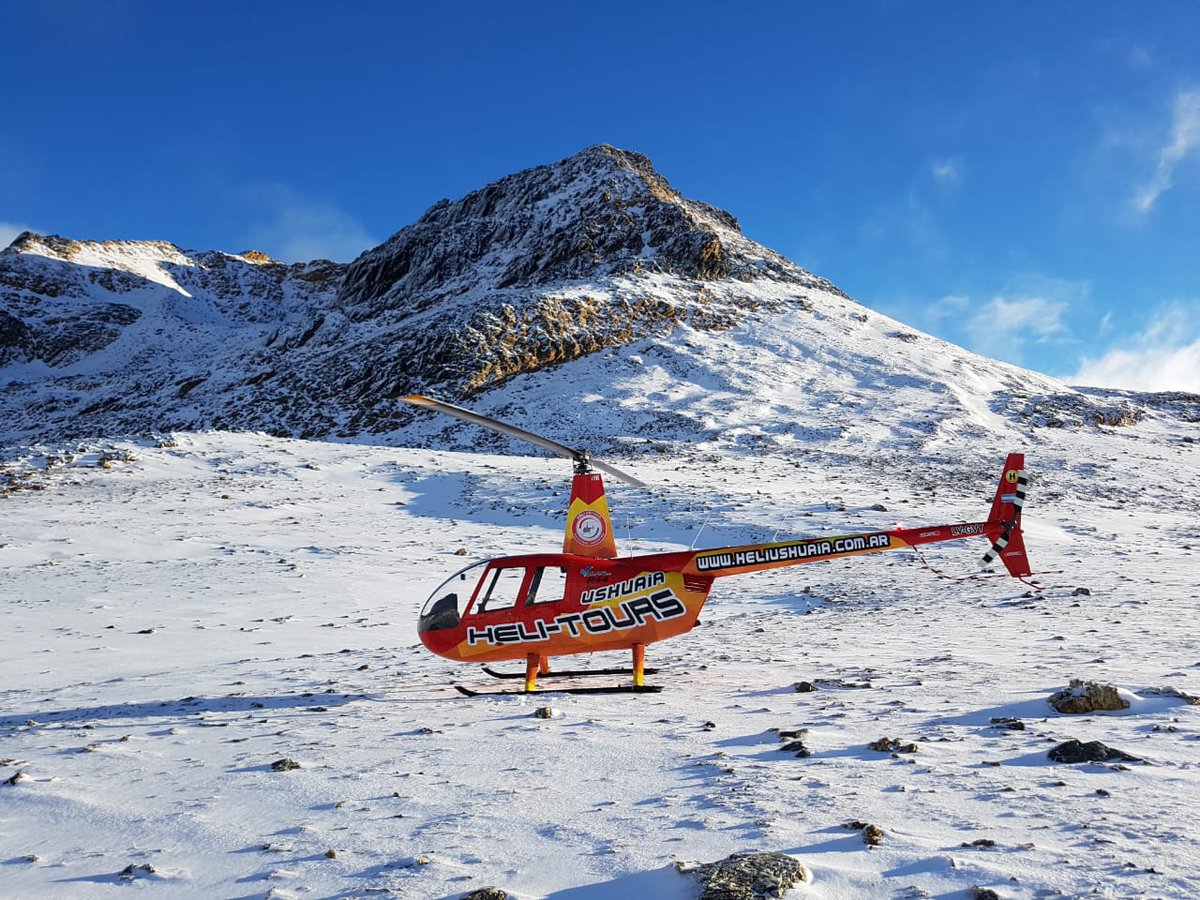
[564,472,618,559]
[987,452,1027,526]
[982,453,1032,578]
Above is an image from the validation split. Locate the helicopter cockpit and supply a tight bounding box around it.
[418,559,490,634]
[418,558,572,634]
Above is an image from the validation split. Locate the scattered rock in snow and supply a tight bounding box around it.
[270,758,302,771]
[462,889,508,900]
[989,717,1026,730]
[1049,679,1129,714]
[819,677,872,689]
[868,737,919,753]
[843,820,884,845]
[1072,587,1091,596]
[1004,391,1145,429]
[4,770,30,785]
[779,740,811,758]
[533,706,561,719]
[324,849,338,859]
[968,888,1002,900]
[1048,740,1141,764]
[793,681,816,693]
[119,863,156,880]
[454,547,469,556]
[681,850,812,899]
[961,839,996,848]
[870,503,888,511]
[1138,685,1200,705]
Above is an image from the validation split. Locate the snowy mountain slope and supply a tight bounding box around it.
[3,145,1190,447]
[1,424,1198,899]
[0,232,344,439]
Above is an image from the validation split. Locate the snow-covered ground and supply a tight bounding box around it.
[2,413,1198,898]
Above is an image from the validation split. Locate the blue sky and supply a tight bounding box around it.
[4,2,1199,392]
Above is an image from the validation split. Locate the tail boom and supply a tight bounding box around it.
[672,454,1033,582]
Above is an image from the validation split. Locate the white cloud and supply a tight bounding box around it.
[1127,45,1154,71]
[965,294,1068,362]
[927,294,969,322]
[903,277,1090,371]
[929,157,964,185]
[1072,304,1200,393]
[0,221,36,249]
[1132,88,1200,215]
[241,185,377,263]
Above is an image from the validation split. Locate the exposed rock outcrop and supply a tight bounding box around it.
[682,851,812,899]
[1049,679,1130,714]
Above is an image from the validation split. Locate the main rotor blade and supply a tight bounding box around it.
[403,395,647,488]
[588,458,648,490]
[404,395,580,459]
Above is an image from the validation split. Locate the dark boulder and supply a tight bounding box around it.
[1048,740,1141,764]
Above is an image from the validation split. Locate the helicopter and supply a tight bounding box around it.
[405,395,1033,695]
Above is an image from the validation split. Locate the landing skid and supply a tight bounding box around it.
[455,683,664,697]
[481,665,660,680]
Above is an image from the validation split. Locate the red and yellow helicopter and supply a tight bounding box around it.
[406,395,1033,695]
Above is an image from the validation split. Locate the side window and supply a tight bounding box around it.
[478,567,526,612]
[527,566,568,605]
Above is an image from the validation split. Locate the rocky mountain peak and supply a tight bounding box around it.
[336,144,819,322]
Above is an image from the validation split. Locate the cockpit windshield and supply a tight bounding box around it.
[418,559,489,633]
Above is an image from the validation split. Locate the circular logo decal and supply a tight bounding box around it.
[572,511,607,546]
[1004,470,1019,484]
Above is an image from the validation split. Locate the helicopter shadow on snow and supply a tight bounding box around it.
[390,469,574,533]
[0,691,362,731]
[539,863,695,900]
[390,467,781,552]
[265,863,694,900]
